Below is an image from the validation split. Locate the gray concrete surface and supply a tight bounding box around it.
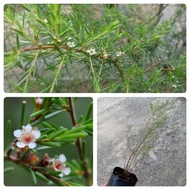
[97,97,186,186]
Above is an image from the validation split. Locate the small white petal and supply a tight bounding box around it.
[67,41,75,48]
[32,130,41,139]
[16,141,25,148]
[24,124,32,132]
[13,130,22,138]
[49,158,55,163]
[59,172,64,177]
[44,19,48,23]
[63,167,71,175]
[87,48,96,55]
[59,154,66,162]
[28,142,36,149]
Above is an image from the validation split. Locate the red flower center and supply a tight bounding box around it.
[56,163,61,169]
[21,132,34,144]
[24,136,32,143]
[54,160,65,171]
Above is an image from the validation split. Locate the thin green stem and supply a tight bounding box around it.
[21,100,26,126]
[98,59,104,78]
[89,56,101,92]
[5,120,11,152]
[23,50,40,92]
[52,4,60,37]
[50,54,66,93]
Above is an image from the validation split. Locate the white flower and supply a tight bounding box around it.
[50,154,71,177]
[86,48,96,55]
[44,19,48,23]
[13,124,41,149]
[67,41,75,48]
[103,52,108,59]
[47,41,54,45]
[68,37,72,40]
[116,51,124,57]
[36,97,43,105]
[40,82,45,86]
[172,84,177,88]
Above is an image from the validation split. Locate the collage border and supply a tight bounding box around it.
[1,0,189,189]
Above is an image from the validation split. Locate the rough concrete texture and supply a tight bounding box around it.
[97,97,186,186]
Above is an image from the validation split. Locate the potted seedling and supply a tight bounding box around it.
[107,100,174,186]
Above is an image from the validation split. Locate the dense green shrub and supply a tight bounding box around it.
[4,4,186,92]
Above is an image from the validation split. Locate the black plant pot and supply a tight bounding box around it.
[107,167,138,186]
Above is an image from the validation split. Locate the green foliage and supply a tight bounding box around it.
[4,4,186,92]
[5,120,11,151]
[4,97,93,186]
[125,100,174,173]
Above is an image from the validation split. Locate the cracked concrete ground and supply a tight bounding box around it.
[97,97,186,186]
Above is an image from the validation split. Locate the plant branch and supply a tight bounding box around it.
[5,45,87,55]
[5,154,71,186]
[68,98,83,160]
[148,4,169,24]
[125,101,172,173]
[110,61,124,80]
[68,98,77,127]
[5,45,124,81]
[67,98,91,185]
[144,63,161,73]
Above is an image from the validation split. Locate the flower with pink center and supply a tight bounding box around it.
[50,154,71,177]
[13,124,41,149]
[35,97,43,106]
